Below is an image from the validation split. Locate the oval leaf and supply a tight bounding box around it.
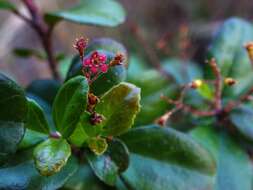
[25,98,50,134]
[45,0,126,27]
[86,139,129,186]
[119,125,216,190]
[33,138,71,176]
[96,82,141,136]
[52,76,88,137]
[0,73,27,122]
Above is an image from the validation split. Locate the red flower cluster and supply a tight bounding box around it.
[82,51,108,80]
[73,37,88,59]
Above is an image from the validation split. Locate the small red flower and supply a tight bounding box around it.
[82,51,108,81]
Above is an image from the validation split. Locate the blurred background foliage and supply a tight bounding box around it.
[1,0,253,85]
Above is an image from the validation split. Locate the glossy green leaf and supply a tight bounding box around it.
[119,125,216,190]
[0,0,16,11]
[207,17,253,97]
[96,82,141,136]
[45,0,126,27]
[0,73,27,122]
[52,76,88,137]
[230,105,253,142]
[88,137,108,156]
[18,129,47,150]
[63,163,110,190]
[33,138,71,176]
[25,98,50,134]
[66,50,127,96]
[26,79,61,105]
[191,126,253,190]
[0,122,25,163]
[0,154,78,190]
[86,139,129,186]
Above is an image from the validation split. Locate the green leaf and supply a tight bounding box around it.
[0,122,25,163]
[18,129,47,150]
[33,138,71,176]
[0,0,16,11]
[63,163,110,190]
[25,98,50,134]
[162,58,203,85]
[0,73,27,122]
[88,136,108,155]
[119,125,216,190]
[68,122,89,147]
[66,50,127,96]
[96,82,141,136]
[207,17,253,97]
[0,154,78,190]
[45,0,126,27]
[26,79,61,105]
[52,76,88,137]
[127,55,175,125]
[230,105,253,142]
[86,139,129,186]
[191,126,253,190]
[58,56,73,79]
[13,48,45,60]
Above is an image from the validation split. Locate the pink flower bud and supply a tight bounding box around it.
[100,64,108,73]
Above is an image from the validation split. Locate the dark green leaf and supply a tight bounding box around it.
[33,138,71,176]
[0,122,25,163]
[0,154,78,190]
[96,82,141,136]
[119,125,216,190]
[0,73,27,122]
[0,0,16,11]
[207,17,253,97]
[45,0,126,27]
[191,126,253,190]
[86,139,129,186]
[18,129,47,150]
[63,163,111,190]
[230,105,253,142]
[52,76,88,137]
[25,98,50,134]
[26,79,61,105]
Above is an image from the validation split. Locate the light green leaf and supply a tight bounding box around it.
[45,0,126,27]
[88,136,108,156]
[96,82,141,136]
[33,138,71,176]
[52,76,88,137]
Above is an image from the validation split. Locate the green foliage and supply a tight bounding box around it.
[207,17,253,97]
[96,82,141,136]
[191,126,253,190]
[52,76,89,137]
[45,0,126,27]
[119,125,216,190]
[13,48,45,60]
[33,138,71,176]
[25,98,50,134]
[86,139,129,186]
